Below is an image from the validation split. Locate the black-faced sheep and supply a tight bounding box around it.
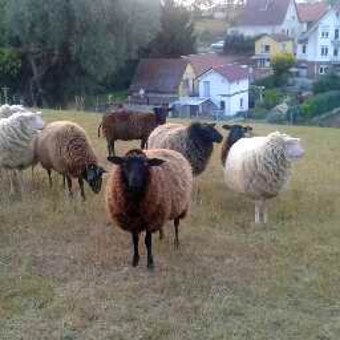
[224,131,305,224]
[105,148,193,269]
[34,121,105,199]
[97,104,169,156]
[220,124,253,166]
[147,122,223,176]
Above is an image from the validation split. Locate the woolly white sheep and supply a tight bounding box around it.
[106,148,193,269]
[0,111,45,193]
[0,104,27,119]
[224,131,305,224]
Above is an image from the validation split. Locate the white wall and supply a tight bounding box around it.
[297,9,340,63]
[198,71,249,116]
[281,0,304,38]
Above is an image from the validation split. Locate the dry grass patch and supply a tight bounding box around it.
[1,111,340,339]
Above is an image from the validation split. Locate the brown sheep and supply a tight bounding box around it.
[105,148,193,269]
[97,105,169,156]
[34,121,105,199]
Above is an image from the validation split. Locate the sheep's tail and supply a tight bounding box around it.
[97,122,102,138]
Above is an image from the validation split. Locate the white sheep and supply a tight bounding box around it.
[0,104,27,119]
[0,111,45,193]
[224,131,305,224]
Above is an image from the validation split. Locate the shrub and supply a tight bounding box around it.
[313,73,340,94]
[272,53,295,77]
[301,90,340,119]
[262,89,282,110]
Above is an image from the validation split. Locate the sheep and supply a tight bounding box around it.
[147,122,223,177]
[97,104,169,156]
[0,110,45,193]
[105,148,193,269]
[220,124,253,166]
[0,104,27,119]
[223,131,305,224]
[34,121,106,200]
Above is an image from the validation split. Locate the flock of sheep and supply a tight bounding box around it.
[0,104,304,269]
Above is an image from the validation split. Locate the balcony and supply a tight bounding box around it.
[331,57,340,64]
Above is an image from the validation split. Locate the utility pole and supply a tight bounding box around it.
[1,86,9,104]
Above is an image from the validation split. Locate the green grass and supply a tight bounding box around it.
[1,111,340,339]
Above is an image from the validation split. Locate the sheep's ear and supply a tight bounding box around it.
[107,156,124,165]
[98,166,107,175]
[147,158,165,167]
[222,124,231,130]
[246,126,253,131]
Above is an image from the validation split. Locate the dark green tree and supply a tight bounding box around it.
[3,0,160,106]
[148,0,196,58]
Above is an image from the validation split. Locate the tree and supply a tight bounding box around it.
[271,53,295,78]
[3,0,160,106]
[148,0,196,58]
[223,34,255,55]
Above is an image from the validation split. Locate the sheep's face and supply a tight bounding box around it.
[108,152,164,197]
[222,124,253,146]
[191,122,223,144]
[284,138,305,161]
[84,165,106,193]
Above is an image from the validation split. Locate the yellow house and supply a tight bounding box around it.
[254,34,294,68]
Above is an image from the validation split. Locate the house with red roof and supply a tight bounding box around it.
[129,59,196,105]
[197,64,249,116]
[296,4,340,78]
[230,0,303,39]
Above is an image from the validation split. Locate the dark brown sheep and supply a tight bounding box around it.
[98,105,169,156]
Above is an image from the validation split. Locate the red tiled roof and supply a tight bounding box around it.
[268,33,293,42]
[237,0,291,26]
[129,59,188,94]
[201,64,249,82]
[297,2,328,23]
[184,54,254,77]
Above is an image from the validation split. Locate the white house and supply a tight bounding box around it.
[296,5,340,78]
[229,0,303,40]
[197,65,249,116]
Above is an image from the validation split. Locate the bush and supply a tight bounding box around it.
[262,89,282,110]
[301,90,340,119]
[271,53,295,77]
[313,73,340,94]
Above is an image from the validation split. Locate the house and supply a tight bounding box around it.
[296,5,340,78]
[253,34,295,68]
[297,1,328,32]
[129,59,195,105]
[197,64,249,116]
[230,0,303,39]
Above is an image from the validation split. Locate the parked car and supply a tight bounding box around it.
[210,40,224,50]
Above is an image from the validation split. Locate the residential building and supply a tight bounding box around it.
[197,64,249,116]
[229,0,303,39]
[253,34,295,68]
[296,5,340,78]
[129,59,195,105]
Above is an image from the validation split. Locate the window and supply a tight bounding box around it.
[321,31,329,39]
[259,59,265,68]
[220,101,225,110]
[183,79,189,89]
[334,48,338,57]
[240,98,244,109]
[264,45,270,52]
[302,45,307,54]
[203,81,210,97]
[321,46,328,56]
[335,29,339,40]
[319,66,329,74]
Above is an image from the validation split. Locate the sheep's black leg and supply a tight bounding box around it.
[47,170,52,187]
[145,231,154,269]
[107,141,112,157]
[111,140,115,156]
[174,218,180,249]
[63,175,66,188]
[66,175,73,197]
[78,177,86,201]
[132,233,140,267]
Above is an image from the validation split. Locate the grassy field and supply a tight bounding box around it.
[1,110,340,339]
